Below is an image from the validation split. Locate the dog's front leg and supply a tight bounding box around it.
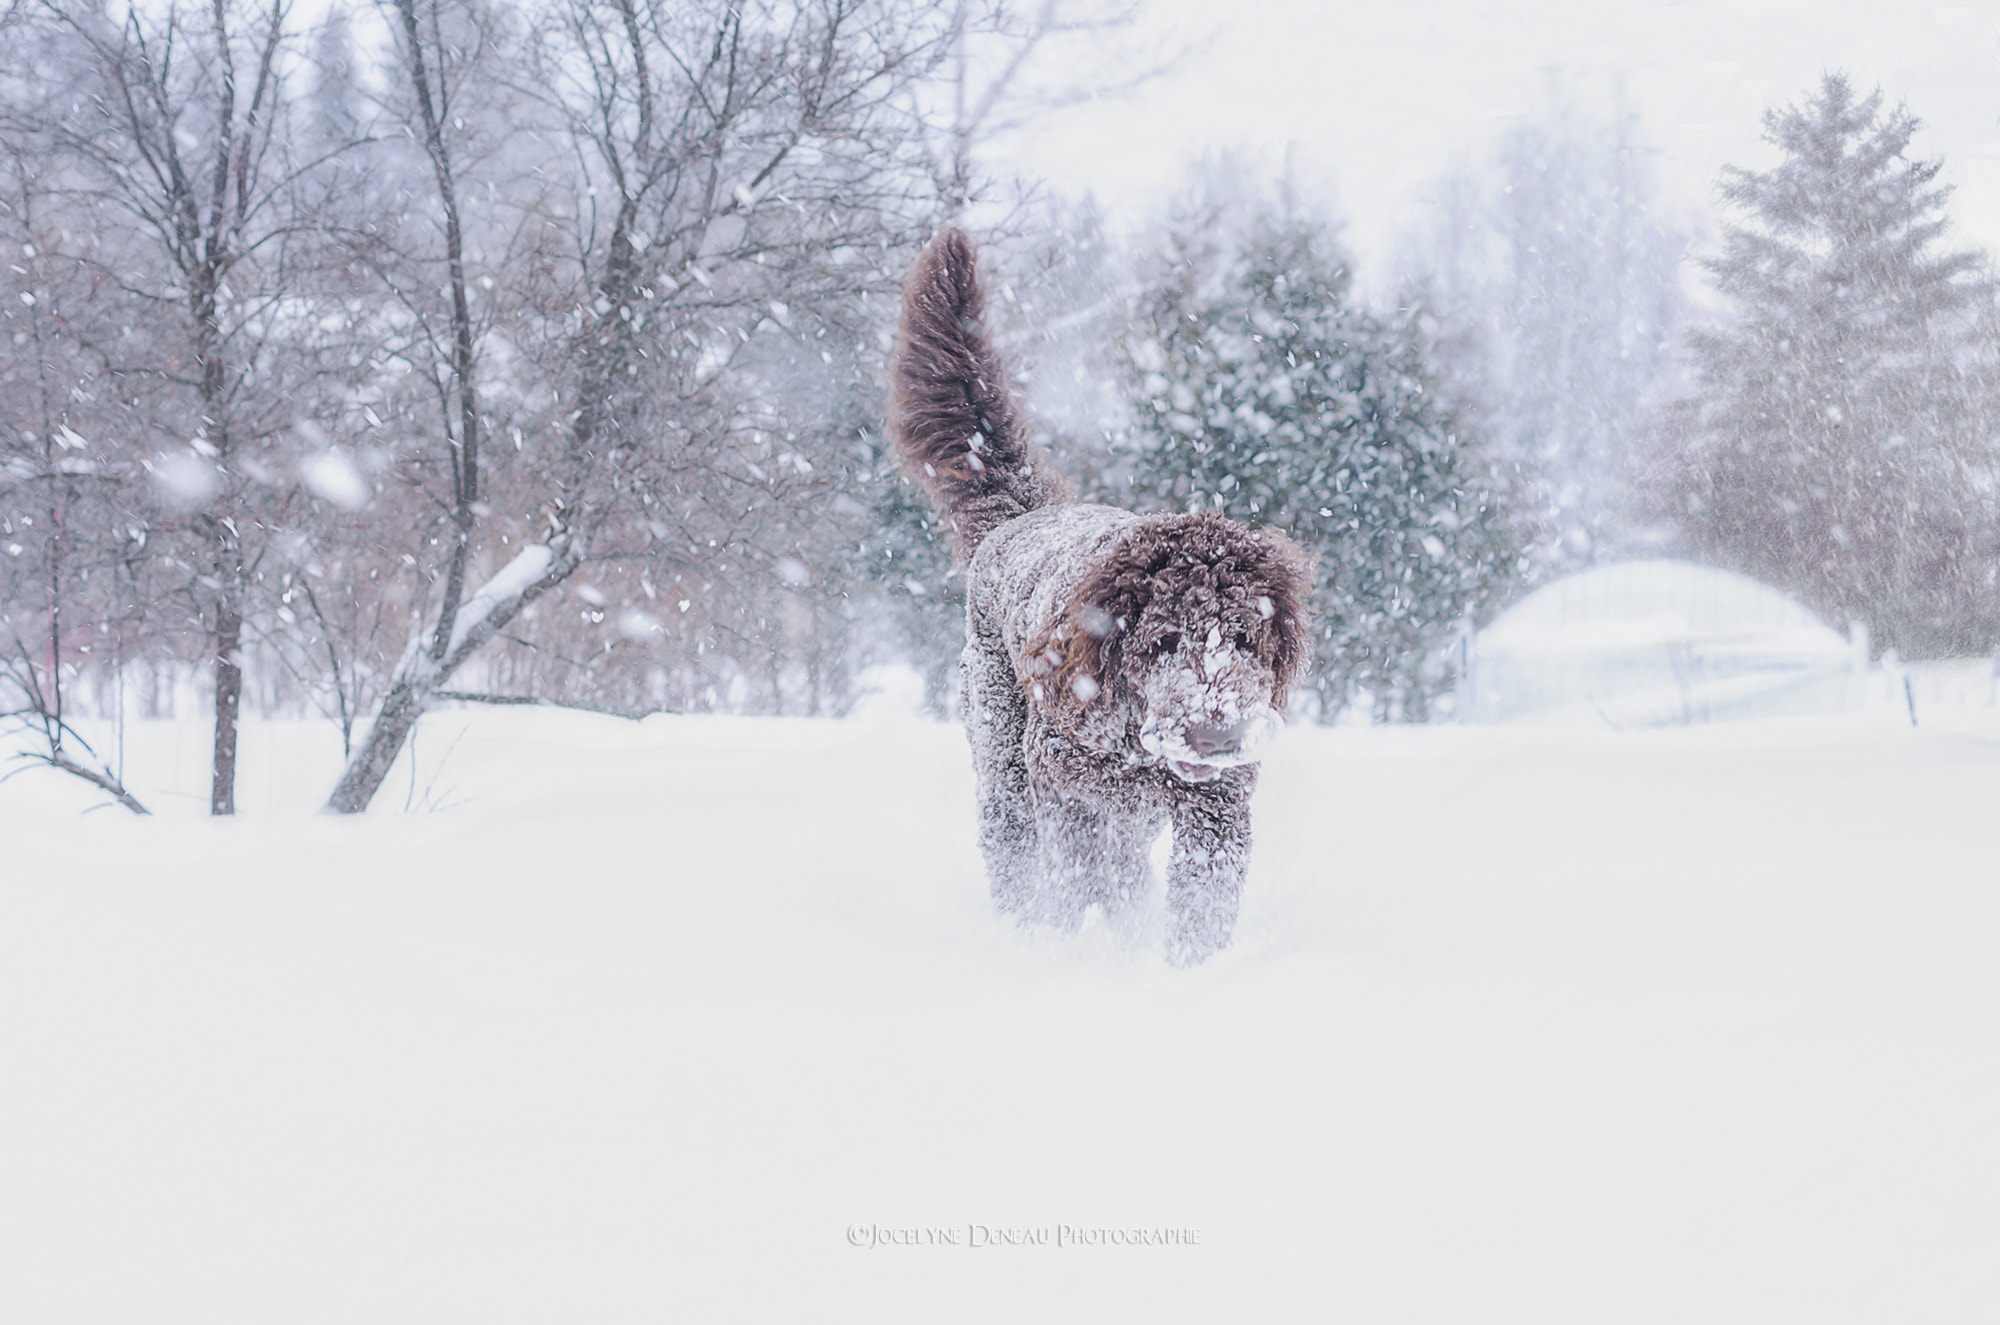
[1163,771,1257,966]
[1029,796,1161,926]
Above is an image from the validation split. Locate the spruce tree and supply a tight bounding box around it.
[1122,205,1522,720]
[1667,75,2000,656]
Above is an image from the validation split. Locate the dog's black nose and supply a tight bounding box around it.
[1186,721,1246,759]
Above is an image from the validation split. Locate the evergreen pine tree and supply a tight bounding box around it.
[1667,74,2000,656]
[1123,205,1523,720]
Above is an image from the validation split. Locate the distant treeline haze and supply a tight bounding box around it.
[1,0,1991,815]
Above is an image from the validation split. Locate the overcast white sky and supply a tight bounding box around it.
[1005,0,2000,279]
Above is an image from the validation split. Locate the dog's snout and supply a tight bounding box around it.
[1186,721,1246,759]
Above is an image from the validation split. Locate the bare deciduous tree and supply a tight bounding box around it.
[328,0,952,811]
[23,0,353,813]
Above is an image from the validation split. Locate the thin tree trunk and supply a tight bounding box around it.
[211,592,242,815]
[327,539,582,813]
[324,0,523,816]
[194,262,243,815]
[394,0,481,663]
[326,669,431,813]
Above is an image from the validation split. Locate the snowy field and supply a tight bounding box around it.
[4,700,1998,1322]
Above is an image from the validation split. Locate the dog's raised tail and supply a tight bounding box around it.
[889,228,1069,564]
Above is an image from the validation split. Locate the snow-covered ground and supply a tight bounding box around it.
[4,700,1997,1322]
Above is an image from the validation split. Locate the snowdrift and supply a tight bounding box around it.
[4,704,1997,1322]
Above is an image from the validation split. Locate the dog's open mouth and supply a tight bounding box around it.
[1169,759,1223,782]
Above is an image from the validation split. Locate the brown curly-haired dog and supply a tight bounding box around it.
[889,229,1314,965]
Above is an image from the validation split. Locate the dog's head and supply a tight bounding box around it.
[1022,513,1314,782]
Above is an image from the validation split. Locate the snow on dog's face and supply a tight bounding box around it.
[1128,616,1283,781]
[1022,513,1314,782]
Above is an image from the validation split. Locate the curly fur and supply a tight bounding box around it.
[888,228,1072,563]
[889,228,1314,965]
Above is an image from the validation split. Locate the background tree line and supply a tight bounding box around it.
[5,10,1999,817]
[0,0,1104,811]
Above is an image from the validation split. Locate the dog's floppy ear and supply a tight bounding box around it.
[1019,596,1125,717]
[1252,528,1316,697]
[1019,567,1152,720]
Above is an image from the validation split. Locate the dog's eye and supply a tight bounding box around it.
[1152,631,1182,656]
[1234,631,1255,652]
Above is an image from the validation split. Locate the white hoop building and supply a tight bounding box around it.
[1464,560,1862,725]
